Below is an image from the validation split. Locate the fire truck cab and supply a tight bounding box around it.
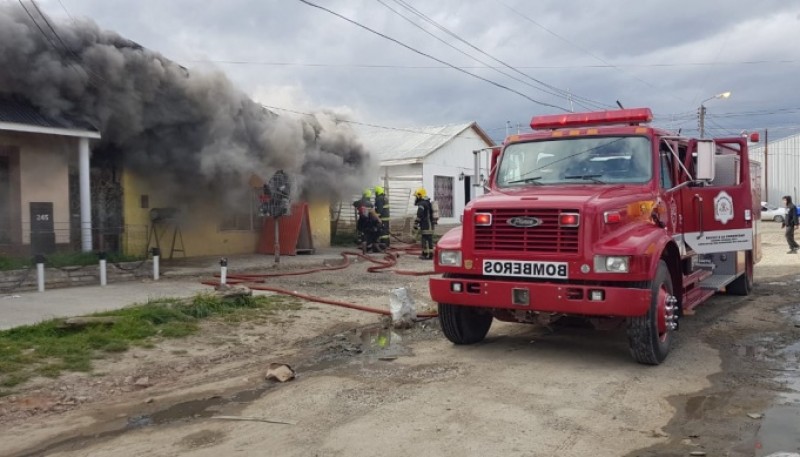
[430,108,761,364]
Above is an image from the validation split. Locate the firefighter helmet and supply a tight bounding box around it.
[374,185,385,196]
[363,188,373,198]
[414,187,427,199]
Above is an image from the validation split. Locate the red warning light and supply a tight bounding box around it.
[531,108,653,130]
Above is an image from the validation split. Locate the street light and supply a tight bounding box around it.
[698,91,731,138]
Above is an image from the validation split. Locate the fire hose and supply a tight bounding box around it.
[202,244,439,318]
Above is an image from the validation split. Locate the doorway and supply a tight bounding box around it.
[464,175,471,205]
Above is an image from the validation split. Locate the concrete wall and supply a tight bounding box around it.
[0,131,75,246]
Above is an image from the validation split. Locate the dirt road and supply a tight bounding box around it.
[2,224,799,457]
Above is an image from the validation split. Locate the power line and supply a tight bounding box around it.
[178,59,800,69]
[502,3,661,92]
[295,0,569,112]
[375,0,598,110]
[389,0,608,111]
[261,103,483,139]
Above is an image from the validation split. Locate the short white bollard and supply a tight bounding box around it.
[219,257,228,286]
[98,252,107,287]
[151,247,160,281]
[35,254,45,293]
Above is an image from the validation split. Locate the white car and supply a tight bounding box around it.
[761,202,787,222]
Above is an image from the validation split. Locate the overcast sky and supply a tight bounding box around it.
[31,0,800,142]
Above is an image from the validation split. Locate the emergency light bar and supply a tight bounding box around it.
[531,108,653,130]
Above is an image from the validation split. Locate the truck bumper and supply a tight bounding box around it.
[429,277,651,317]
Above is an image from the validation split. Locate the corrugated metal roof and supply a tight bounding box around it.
[0,96,97,133]
[355,122,485,163]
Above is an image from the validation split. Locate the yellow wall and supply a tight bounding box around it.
[0,132,74,245]
[308,200,331,248]
[122,169,331,257]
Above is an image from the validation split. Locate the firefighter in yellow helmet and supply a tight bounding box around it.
[373,186,390,248]
[413,187,435,260]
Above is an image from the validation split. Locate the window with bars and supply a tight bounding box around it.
[434,175,453,218]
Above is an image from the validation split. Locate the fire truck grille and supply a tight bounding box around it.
[474,209,580,254]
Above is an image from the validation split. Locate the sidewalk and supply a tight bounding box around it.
[0,248,349,330]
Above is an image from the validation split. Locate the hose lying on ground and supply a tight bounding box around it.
[202,244,439,318]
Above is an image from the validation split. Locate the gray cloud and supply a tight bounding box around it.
[28,0,800,142]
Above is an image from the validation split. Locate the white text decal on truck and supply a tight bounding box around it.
[483,260,568,279]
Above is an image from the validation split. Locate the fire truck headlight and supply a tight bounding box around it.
[594,255,630,273]
[439,250,462,267]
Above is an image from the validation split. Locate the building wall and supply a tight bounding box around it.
[422,128,491,224]
[122,169,331,257]
[751,133,800,206]
[0,131,75,246]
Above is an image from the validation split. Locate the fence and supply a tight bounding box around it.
[0,224,150,258]
[332,177,423,242]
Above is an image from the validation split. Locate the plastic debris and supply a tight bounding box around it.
[265,363,295,382]
[389,287,416,329]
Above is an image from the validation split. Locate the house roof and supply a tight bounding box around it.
[0,96,100,139]
[356,122,494,165]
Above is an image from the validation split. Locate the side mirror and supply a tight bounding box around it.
[695,140,715,181]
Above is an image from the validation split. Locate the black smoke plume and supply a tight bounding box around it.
[0,3,373,204]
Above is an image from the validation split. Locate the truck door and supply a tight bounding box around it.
[656,139,683,237]
[680,139,754,255]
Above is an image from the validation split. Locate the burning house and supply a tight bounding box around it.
[0,4,372,258]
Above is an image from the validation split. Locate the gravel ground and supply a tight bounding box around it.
[1,223,799,457]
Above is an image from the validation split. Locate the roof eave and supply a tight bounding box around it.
[0,121,101,139]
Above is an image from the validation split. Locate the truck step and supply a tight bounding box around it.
[682,286,716,315]
[699,274,738,291]
[682,268,713,289]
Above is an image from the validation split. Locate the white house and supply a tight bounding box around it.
[357,122,495,225]
[750,131,800,206]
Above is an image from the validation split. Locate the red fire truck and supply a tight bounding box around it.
[430,108,761,364]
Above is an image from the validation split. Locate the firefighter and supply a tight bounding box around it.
[373,185,390,248]
[414,187,435,260]
[364,208,383,253]
[353,189,372,247]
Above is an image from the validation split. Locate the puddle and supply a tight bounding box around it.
[755,405,800,456]
[756,323,800,456]
[356,326,412,360]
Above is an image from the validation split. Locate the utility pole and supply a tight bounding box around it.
[764,128,769,202]
[698,105,707,138]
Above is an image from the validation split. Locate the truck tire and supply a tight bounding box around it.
[727,251,753,296]
[439,303,493,345]
[627,260,674,365]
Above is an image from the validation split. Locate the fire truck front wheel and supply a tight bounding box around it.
[439,303,493,345]
[627,260,674,365]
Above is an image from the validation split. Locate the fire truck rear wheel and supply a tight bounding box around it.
[438,303,493,345]
[726,251,753,296]
[627,260,673,365]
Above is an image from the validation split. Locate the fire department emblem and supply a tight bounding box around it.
[713,191,734,224]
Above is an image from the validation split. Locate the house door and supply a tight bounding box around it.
[464,176,471,205]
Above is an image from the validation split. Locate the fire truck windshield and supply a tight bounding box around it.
[497,136,653,187]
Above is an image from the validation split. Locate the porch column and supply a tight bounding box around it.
[79,137,92,252]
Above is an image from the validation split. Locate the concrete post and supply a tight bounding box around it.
[79,137,92,252]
